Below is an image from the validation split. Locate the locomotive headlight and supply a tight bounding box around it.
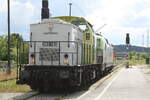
[30,54,35,64]
[64,54,69,64]
[48,24,53,30]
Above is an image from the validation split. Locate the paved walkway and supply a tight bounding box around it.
[97,67,150,100]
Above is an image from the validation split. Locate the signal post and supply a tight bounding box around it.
[126,33,130,68]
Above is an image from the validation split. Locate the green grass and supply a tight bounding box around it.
[0,80,32,93]
[147,65,150,68]
[128,59,145,66]
[0,65,31,93]
[116,59,146,66]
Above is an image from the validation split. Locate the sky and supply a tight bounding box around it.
[0,0,150,46]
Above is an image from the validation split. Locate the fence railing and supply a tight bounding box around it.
[0,62,16,73]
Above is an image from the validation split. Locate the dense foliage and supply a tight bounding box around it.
[0,33,23,61]
[0,36,8,60]
[128,51,148,60]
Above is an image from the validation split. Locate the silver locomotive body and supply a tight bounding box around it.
[29,19,83,66]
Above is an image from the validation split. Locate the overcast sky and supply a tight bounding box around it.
[0,0,150,46]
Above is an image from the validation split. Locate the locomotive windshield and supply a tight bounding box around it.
[71,21,88,31]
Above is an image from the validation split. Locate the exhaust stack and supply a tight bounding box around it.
[41,0,49,20]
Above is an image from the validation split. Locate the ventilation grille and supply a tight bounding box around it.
[39,48,59,61]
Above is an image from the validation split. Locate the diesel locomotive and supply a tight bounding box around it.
[16,0,114,91]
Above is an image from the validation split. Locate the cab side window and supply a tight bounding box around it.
[86,32,90,40]
[97,39,100,47]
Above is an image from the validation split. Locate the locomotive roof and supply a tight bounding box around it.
[51,16,93,27]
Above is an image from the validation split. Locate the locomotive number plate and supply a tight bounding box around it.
[42,42,58,47]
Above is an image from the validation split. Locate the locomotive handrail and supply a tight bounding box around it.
[16,41,103,80]
[17,41,102,65]
[19,40,94,45]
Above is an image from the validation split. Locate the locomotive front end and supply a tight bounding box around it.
[16,0,114,92]
[30,19,83,66]
[17,19,84,90]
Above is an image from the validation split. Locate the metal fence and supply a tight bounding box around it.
[0,62,16,73]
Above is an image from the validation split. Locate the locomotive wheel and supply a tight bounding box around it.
[80,70,89,90]
[101,64,106,76]
[81,81,89,90]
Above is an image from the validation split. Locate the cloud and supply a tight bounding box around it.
[11,1,36,39]
[0,0,7,12]
[1,0,150,46]
[85,0,150,46]
[0,0,38,40]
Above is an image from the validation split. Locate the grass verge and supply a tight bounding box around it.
[128,59,145,65]
[0,80,32,93]
[116,59,146,66]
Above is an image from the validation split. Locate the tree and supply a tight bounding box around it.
[0,36,8,60]
[129,51,136,60]
[5,33,23,48]
[10,33,23,62]
[140,53,148,59]
[0,33,24,61]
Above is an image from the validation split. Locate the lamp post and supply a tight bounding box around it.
[69,3,72,16]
